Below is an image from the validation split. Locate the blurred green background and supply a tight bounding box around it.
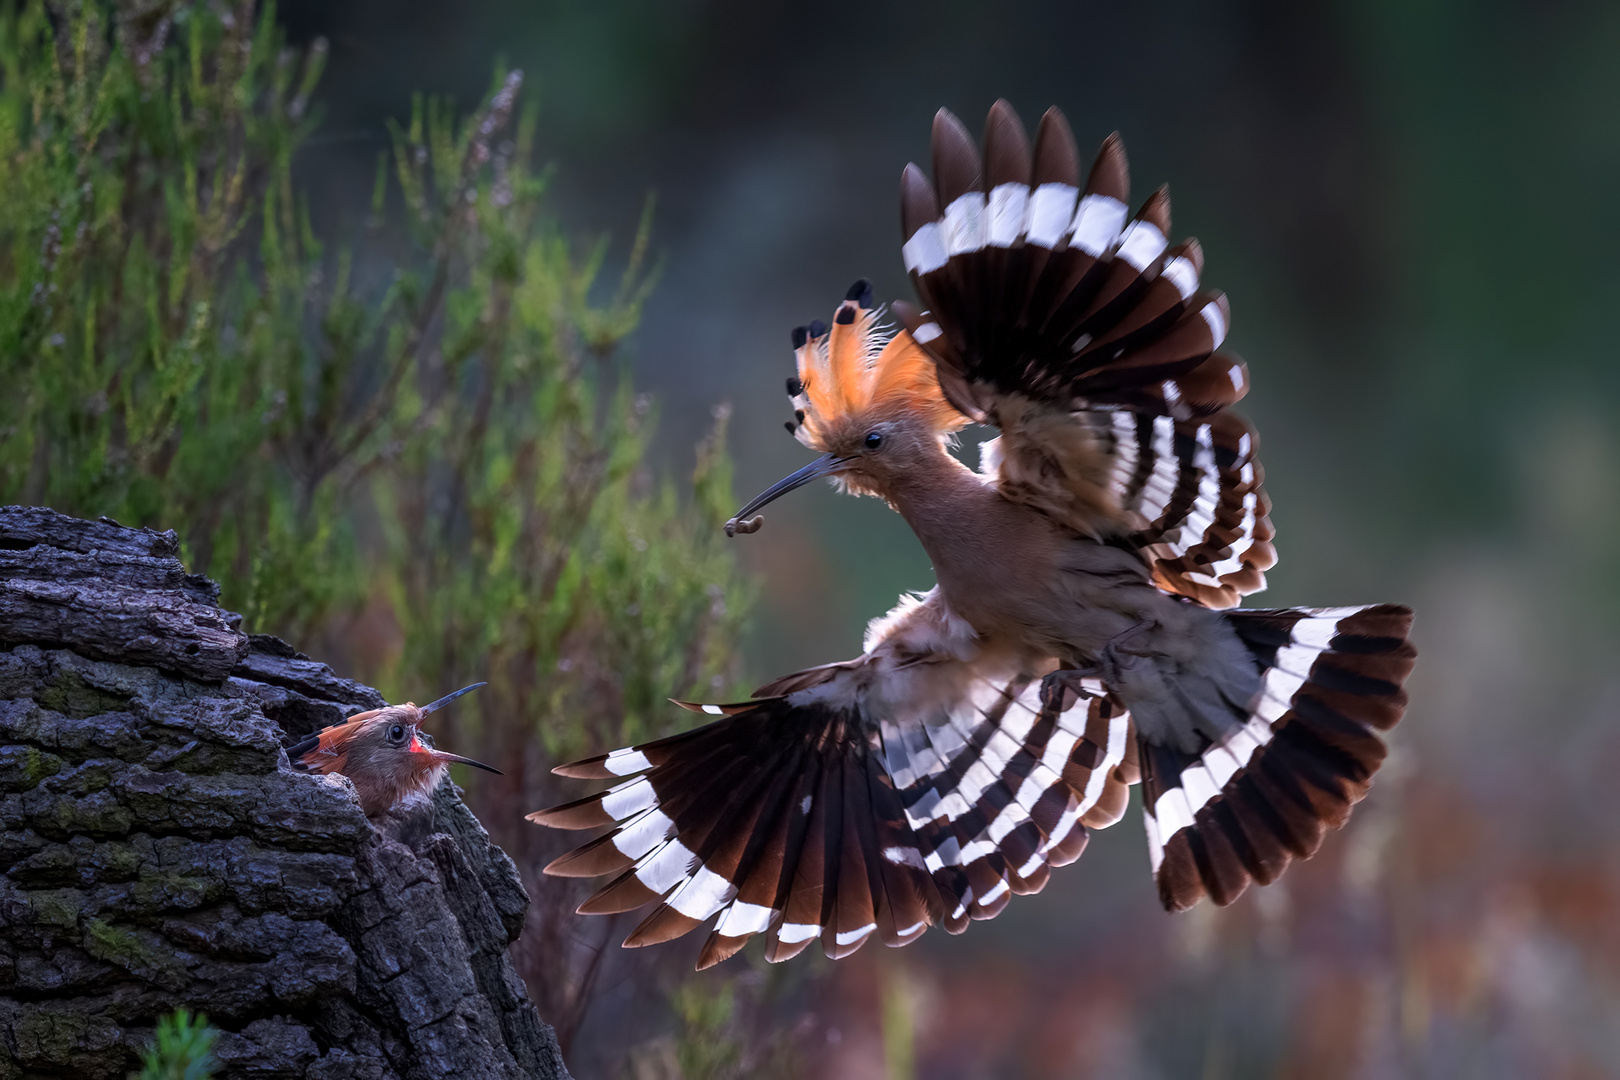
[8,0,1620,1076]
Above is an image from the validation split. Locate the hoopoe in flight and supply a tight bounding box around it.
[530,102,1416,969]
[290,682,500,817]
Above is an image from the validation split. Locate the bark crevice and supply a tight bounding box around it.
[0,506,570,1079]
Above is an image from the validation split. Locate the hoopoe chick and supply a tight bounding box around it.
[289,682,499,818]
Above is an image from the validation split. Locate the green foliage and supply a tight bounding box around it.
[0,0,749,675]
[0,0,756,1067]
[0,0,343,626]
[881,964,915,1080]
[140,1008,218,1080]
[671,983,742,1080]
[372,98,750,763]
[657,971,806,1080]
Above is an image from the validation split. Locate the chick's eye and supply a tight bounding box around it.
[388,724,406,744]
[864,431,884,450]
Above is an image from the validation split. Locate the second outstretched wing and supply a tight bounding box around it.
[892,101,1275,607]
[529,590,1137,969]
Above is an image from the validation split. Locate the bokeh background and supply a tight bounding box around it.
[10,0,1620,1076]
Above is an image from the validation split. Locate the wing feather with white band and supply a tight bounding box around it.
[528,590,1137,968]
[891,101,1273,605]
[1141,604,1416,911]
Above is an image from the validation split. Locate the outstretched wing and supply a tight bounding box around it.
[1141,605,1416,910]
[528,591,1137,969]
[892,101,1275,608]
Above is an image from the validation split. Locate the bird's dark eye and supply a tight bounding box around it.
[864,431,884,450]
[387,724,407,745]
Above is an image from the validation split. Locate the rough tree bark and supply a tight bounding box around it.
[0,506,571,1079]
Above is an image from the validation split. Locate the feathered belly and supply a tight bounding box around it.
[927,525,1155,659]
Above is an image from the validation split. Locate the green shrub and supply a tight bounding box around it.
[0,0,756,1062]
[0,0,343,625]
[140,1008,218,1080]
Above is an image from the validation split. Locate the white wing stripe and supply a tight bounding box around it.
[987,182,1030,247]
[902,221,949,275]
[1115,220,1167,272]
[943,192,987,256]
[714,900,773,937]
[605,748,652,775]
[1039,728,1080,777]
[668,865,736,920]
[634,838,696,894]
[1271,644,1323,682]
[1160,255,1199,299]
[1143,809,1165,872]
[1137,416,1179,521]
[612,806,674,859]
[1151,785,1196,838]
[1078,714,1127,814]
[601,776,658,820]
[1200,301,1227,348]
[1026,183,1079,247]
[977,879,1010,907]
[776,922,821,945]
[996,694,1039,745]
[1178,761,1222,814]
[836,923,878,947]
[1108,412,1140,500]
[1070,193,1128,256]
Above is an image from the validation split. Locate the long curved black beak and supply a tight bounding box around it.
[724,453,849,537]
[419,681,487,717]
[435,751,503,775]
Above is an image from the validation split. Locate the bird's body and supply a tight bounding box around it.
[884,445,1132,650]
[869,439,1261,750]
[531,101,1416,970]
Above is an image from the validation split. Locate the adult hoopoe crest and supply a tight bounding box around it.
[530,102,1416,970]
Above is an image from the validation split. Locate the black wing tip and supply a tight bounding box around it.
[285,733,319,768]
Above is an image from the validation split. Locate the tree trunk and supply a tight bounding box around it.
[0,506,571,1079]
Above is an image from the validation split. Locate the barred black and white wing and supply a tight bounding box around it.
[528,591,1136,969]
[1143,605,1416,910]
[1099,409,1275,607]
[892,101,1274,607]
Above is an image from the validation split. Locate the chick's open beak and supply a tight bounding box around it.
[433,750,503,775]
